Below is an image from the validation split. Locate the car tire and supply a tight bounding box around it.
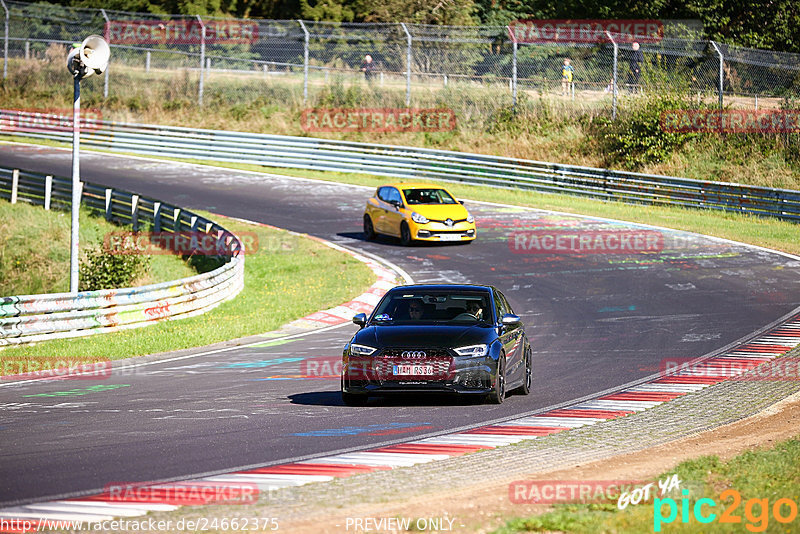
[400,222,412,246]
[512,345,532,396]
[486,355,506,404]
[363,215,376,241]
[342,391,369,406]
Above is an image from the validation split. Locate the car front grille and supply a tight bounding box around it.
[374,348,454,381]
[428,218,468,225]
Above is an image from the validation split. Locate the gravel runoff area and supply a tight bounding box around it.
[129,346,800,531]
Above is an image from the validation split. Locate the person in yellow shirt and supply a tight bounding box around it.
[561,58,574,96]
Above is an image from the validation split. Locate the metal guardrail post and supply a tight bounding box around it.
[10,168,17,203]
[606,31,618,120]
[153,201,161,232]
[710,41,724,110]
[104,188,112,220]
[400,23,411,107]
[197,15,205,106]
[1,0,8,80]
[298,20,309,105]
[44,175,52,210]
[131,194,139,231]
[100,9,110,99]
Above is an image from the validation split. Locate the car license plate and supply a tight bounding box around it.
[438,234,462,241]
[393,364,434,375]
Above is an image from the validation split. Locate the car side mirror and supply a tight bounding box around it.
[458,200,464,205]
[353,313,367,328]
[501,314,521,328]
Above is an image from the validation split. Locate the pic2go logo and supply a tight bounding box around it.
[654,489,799,532]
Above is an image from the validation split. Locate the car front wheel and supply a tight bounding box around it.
[400,222,413,246]
[363,215,376,241]
[513,345,532,396]
[487,355,506,404]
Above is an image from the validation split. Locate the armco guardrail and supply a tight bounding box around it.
[0,167,245,346]
[2,110,799,221]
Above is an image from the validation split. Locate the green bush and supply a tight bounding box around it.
[79,244,150,291]
[591,94,701,170]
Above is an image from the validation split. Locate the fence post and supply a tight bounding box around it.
[105,188,112,220]
[10,168,17,203]
[131,194,139,231]
[146,50,150,72]
[197,15,205,106]
[298,20,309,105]
[606,31,618,120]
[153,201,161,232]
[710,41,724,110]
[508,26,518,111]
[400,23,412,107]
[100,9,110,98]
[1,0,8,80]
[44,175,52,210]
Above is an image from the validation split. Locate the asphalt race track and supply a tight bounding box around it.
[2,143,800,506]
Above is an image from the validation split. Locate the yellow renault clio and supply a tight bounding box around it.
[363,183,476,245]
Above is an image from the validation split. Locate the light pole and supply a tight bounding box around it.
[66,35,110,294]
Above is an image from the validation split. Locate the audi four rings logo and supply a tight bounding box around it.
[401,351,427,359]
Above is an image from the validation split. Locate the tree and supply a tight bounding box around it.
[354,0,478,25]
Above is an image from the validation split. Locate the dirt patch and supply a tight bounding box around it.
[284,390,800,533]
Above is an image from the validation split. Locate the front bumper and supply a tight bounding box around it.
[342,351,496,395]
[409,220,476,242]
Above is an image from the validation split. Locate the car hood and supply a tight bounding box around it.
[408,204,469,220]
[354,324,492,349]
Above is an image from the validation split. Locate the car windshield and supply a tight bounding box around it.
[371,291,491,325]
[402,188,458,205]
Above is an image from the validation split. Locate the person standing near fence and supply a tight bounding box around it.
[628,42,643,93]
[361,54,376,83]
[561,58,574,96]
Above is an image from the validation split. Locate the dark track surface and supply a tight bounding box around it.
[2,143,800,506]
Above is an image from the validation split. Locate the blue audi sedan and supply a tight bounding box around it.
[341,284,532,405]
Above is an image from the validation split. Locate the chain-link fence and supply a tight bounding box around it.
[1,0,799,118]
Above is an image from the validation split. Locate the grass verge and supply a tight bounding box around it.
[492,433,800,533]
[0,199,194,295]
[0,212,375,368]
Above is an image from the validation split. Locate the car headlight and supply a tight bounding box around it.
[454,344,488,357]
[411,212,429,224]
[350,344,377,356]
[466,213,474,223]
